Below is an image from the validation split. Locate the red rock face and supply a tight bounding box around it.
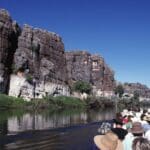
[0,9,20,93]
[65,51,115,91]
[0,8,115,98]
[14,25,68,85]
[65,51,92,84]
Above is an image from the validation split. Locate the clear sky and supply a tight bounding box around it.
[1,0,150,87]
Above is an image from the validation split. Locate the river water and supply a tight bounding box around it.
[0,108,115,150]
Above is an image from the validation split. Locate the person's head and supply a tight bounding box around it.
[145,115,150,124]
[128,115,133,122]
[113,119,123,128]
[143,109,147,115]
[130,122,144,137]
[132,137,150,150]
[141,114,146,121]
[94,131,122,150]
[116,112,122,119]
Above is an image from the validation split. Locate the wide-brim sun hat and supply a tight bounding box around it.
[94,131,123,150]
[130,122,144,134]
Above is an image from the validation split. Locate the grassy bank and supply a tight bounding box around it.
[0,94,115,111]
[0,94,87,111]
[33,96,87,110]
[0,94,30,110]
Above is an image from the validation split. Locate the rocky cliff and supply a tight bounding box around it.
[66,51,115,96]
[0,9,20,93]
[9,25,70,100]
[0,9,115,100]
[14,25,68,84]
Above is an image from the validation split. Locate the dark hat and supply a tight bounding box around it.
[131,122,144,134]
[111,128,128,140]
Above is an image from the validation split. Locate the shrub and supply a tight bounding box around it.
[114,84,124,97]
[72,81,92,94]
[0,94,13,109]
[26,74,33,84]
[45,95,86,109]
[85,96,114,109]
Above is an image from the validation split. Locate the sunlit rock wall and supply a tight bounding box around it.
[0,8,116,100]
[0,9,20,93]
[9,25,70,99]
[66,51,115,97]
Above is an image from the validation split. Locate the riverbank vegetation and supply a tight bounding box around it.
[72,80,92,94]
[0,94,87,111]
[0,93,115,111]
[1,92,149,111]
[85,96,115,109]
[0,94,29,110]
[33,96,87,110]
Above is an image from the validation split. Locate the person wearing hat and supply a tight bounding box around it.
[123,122,144,150]
[132,137,150,150]
[92,131,123,150]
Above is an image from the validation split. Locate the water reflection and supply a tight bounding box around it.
[0,108,115,135]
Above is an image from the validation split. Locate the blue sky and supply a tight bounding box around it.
[1,0,150,87]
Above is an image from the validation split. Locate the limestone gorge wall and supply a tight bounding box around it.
[0,9,115,100]
[9,24,70,100]
[65,51,115,97]
[0,9,20,93]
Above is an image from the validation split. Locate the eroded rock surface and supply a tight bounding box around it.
[0,9,20,93]
[9,25,69,99]
[65,51,115,97]
[0,8,116,100]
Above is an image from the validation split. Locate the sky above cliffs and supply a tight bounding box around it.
[1,0,150,87]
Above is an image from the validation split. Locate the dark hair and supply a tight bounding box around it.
[113,119,123,126]
[140,114,146,121]
[132,137,150,150]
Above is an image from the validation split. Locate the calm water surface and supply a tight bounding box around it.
[0,108,115,150]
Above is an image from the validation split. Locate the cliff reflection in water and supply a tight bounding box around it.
[1,109,115,135]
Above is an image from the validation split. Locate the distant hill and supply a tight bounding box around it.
[123,82,150,98]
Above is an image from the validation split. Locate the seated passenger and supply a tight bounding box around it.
[123,122,144,150]
[93,131,123,150]
[132,137,150,150]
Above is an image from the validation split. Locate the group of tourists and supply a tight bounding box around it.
[92,108,150,150]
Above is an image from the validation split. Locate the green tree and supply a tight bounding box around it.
[72,81,92,94]
[114,84,124,98]
[133,91,140,100]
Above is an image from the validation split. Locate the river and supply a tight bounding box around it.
[0,108,115,150]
